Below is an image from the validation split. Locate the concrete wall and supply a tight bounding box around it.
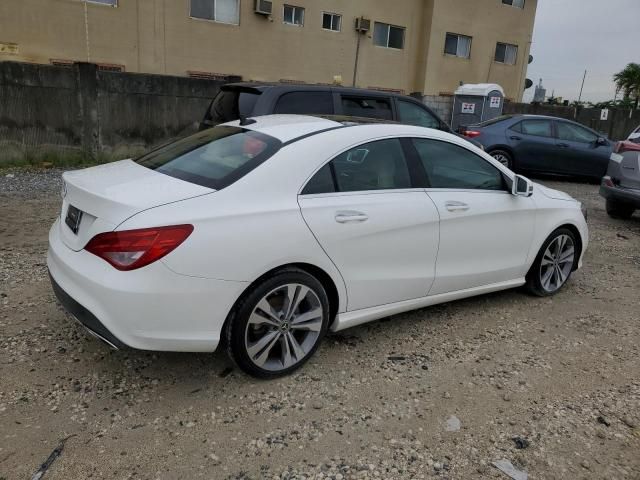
[0,61,235,162]
[0,0,537,100]
[421,94,454,124]
[503,102,640,141]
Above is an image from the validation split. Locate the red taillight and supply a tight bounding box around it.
[85,225,194,271]
[463,130,481,138]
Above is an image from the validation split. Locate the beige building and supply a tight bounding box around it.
[0,0,537,100]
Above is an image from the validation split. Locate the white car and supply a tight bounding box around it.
[48,115,588,378]
[628,124,640,143]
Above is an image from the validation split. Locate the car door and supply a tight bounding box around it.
[298,138,440,311]
[410,138,536,295]
[554,120,612,178]
[509,119,558,173]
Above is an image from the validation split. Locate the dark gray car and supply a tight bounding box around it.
[200,82,482,147]
[600,147,640,219]
[463,114,613,180]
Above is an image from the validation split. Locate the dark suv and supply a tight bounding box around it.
[201,83,473,143]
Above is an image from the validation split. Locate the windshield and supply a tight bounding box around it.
[137,126,281,189]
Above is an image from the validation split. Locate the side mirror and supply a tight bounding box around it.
[512,174,533,197]
[596,137,608,146]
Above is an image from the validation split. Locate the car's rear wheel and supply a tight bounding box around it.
[525,228,577,297]
[489,149,513,169]
[606,199,635,219]
[225,268,330,378]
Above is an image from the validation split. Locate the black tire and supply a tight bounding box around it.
[489,149,513,169]
[525,227,578,297]
[225,268,330,379]
[606,198,635,219]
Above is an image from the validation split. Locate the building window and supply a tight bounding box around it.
[190,0,240,25]
[495,42,518,64]
[502,0,525,8]
[86,0,117,5]
[283,5,304,26]
[373,22,405,49]
[322,12,342,32]
[444,33,472,58]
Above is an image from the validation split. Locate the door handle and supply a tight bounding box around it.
[335,211,369,223]
[444,201,470,212]
[509,135,522,140]
[557,142,570,148]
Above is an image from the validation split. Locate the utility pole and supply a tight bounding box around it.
[577,70,587,103]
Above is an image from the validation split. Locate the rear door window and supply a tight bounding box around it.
[340,96,393,120]
[301,139,411,194]
[208,90,260,123]
[137,126,281,190]
[397,100,441,129]
[519,120,553,137]
[273,91,334,115]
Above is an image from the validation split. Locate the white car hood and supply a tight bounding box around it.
[534,183,577,202]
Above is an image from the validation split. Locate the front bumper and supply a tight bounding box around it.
[47,219,248,352]
[599,179,640,208]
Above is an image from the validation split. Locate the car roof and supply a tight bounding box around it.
[509,114,578,121]
[221,114,454,144]
[221,82,422,102]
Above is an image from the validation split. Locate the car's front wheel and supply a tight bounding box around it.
[606,198,635,219]
[525,228,578,297]
[225,268,330,378]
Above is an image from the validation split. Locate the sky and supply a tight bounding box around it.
[523,0,640,103]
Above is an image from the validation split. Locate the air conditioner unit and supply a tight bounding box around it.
[355,17,371,33]
[255,0,272,15]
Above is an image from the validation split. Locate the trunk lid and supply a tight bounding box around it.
[59,159,213,251]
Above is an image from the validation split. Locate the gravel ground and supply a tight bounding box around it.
[1,169,639,480]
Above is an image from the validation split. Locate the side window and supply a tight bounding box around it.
[340,96,393,120]
[397,100,441,129]
[273,91,334,115]
[301,164,335,195]
[556,122,598,143]
[509,121,522,133]
[412,138,505,191]
[301,139,411,194]
[520,120,553,137]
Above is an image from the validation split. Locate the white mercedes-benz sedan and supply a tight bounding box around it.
[48,115,588,378]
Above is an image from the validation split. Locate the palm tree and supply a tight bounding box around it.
[614,63,640,109]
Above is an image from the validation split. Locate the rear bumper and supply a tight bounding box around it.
[49,273,124,349]
[599,179,640,207]
[47,219,248,352]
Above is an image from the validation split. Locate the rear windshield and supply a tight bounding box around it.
[208,90,261,123]
[137,126,281,190]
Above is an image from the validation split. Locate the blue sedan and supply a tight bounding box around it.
[462,115,613,181]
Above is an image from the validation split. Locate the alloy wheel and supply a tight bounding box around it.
[492,152,511,167]
[539,234,575,293]
[244,283,323,372]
